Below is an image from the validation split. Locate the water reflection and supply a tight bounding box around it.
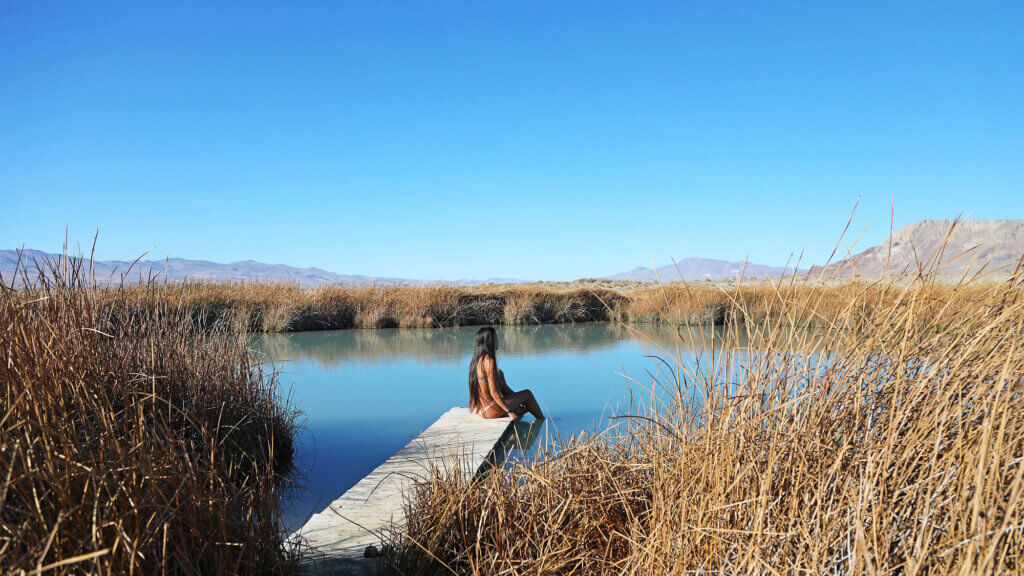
[255,323,744,368]
[257,323,657,368]
[489,420,544,468]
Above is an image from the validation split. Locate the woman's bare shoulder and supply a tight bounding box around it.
[478,354,496,371]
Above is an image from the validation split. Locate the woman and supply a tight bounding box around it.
[468,327,544,421]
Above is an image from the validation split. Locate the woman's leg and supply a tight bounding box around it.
[495,370,544,420]
[502,389,544,420]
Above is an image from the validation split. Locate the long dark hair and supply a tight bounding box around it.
[468,327,498,410]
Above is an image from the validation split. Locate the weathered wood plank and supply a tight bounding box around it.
[292,407,514,574]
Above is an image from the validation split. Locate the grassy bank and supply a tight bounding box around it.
[391,271,1024,574]
[100,282,627,332]
[92,277,1018,332]
[1,258,299,574]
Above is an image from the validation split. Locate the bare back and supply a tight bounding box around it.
[473,354,507,418]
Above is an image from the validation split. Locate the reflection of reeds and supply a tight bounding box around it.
[253,323,707,369]
[390,268,1024,574]
[0,255,298,574]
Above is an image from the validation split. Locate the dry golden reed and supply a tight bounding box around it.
[390,271,1024,575]
[0,255,298,575]
[96,282,627,332]
[80,274,1020,335]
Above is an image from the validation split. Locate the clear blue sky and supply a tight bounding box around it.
[2,1,1021,280]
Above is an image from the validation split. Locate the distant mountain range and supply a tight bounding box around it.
[812,219,1024,278]
[0,249,406,286]
[604,257,801,282]
[2,249,799,286]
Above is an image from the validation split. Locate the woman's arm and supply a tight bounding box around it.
[496,369,514,397]
[482,357,518,420]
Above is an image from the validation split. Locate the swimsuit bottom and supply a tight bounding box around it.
[475,395,511,416]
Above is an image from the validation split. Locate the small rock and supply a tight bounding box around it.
[364,545,380,558]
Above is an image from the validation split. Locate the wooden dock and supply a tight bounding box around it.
[292,407,520,575]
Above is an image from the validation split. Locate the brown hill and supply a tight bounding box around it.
[814,219,1024,278]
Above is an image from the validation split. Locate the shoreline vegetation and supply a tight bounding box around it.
[87,276,1024,333]
[1,257,299,574]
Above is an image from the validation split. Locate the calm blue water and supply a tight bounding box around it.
[253,323,725,530]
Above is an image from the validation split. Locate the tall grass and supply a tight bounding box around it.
[87,277,1019,334]
[391,270,1024,574]
[622,280,1017,326]
[0,255,299,574]
[98,282,628,332]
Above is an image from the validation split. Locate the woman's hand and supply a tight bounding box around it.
[508,411,520,422]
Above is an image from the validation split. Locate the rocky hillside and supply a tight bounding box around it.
[815,219,1024,278]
